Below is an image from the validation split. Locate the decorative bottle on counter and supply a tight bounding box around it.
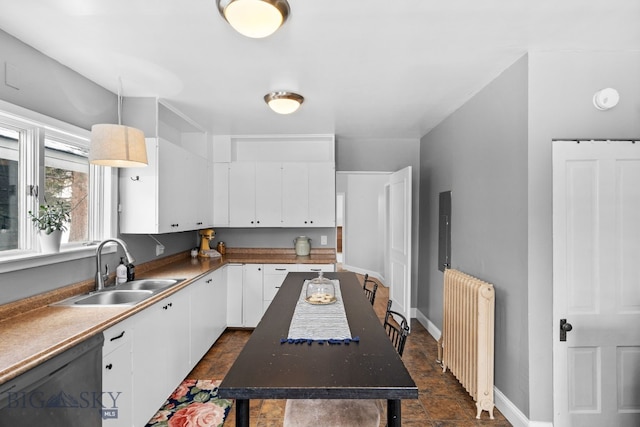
[216,241,226,255]
[116,257,128,284]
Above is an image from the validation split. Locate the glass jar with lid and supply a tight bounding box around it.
[305,271,336,304]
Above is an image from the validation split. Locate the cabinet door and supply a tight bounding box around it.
[212,163,230,227]
[308,162,336,227]
[102,343,132,427]
[190,272,222,365]
[229,162,256,227]
[226,264,244,327]
[103,322,133,427]
[211,267,227,341]
[131,305,166,427]
[158,139,189,232]
[282,163,309,227]
[255,163,282,227]
[118,138,160,234]
[162,291,191,392]
[243,264,263,327]
[190,153,213,229]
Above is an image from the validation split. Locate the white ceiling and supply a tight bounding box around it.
[0,0,638,139]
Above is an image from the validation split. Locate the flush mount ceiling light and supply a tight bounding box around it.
[217,0,290,38]
[89,81,148,168]
[264,91,304,114]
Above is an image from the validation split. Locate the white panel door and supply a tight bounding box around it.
[553,140,640,427]
[386,166,412,324]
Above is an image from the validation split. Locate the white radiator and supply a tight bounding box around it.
[439,269,495,419]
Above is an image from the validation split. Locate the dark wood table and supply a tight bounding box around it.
[218,272,418,427]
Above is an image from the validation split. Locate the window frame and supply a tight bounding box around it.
[0,99,116,273]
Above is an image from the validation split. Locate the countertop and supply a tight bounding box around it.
[0,248,336,385]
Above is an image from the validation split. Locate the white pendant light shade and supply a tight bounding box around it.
[217,0,290,38]
[264,91,304,114]
[89,124,148,168]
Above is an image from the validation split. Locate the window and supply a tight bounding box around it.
[0,101,114,269]
[0,127,19,251]
[44,138,90,244]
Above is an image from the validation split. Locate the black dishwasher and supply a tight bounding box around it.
[0,333,103,427]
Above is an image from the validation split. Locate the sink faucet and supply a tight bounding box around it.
[95,238,136,291]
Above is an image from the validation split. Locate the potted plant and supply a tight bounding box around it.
[28,201,71,253]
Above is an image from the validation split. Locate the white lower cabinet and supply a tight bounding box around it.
[243,264,264,327]
[131,290,190,427]
[102,319,134,427]
[190,268,227,365]
[226,263,264,328]
[226,264,244,327]
[263,264,295,312]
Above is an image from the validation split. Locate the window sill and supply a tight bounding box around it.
[0,243,114,274]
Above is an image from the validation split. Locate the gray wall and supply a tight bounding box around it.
[0,30,199,304]
[526,51,640,423]
[336,137,420,305]
[419,55,529,414]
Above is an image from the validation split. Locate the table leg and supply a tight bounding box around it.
[236,399,250,427]
[387,399,401,426]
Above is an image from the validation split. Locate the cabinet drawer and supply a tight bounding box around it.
[263,264,296,275]
[297,263,335,272]
[103,318,133,356]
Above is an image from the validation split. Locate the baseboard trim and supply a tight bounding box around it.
[415,309,441,341]
[415,310,552,427]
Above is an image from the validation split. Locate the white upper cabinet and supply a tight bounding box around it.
[119,97,211,234]
[282,162,335,227]
[229,162,282,227]
[216,135,335,228]
[212,162,230,227]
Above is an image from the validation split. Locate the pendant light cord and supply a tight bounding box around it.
[117,77,123,125]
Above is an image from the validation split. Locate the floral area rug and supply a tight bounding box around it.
[145,379,232,427]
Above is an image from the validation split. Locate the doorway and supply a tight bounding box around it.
[336,167,412,322]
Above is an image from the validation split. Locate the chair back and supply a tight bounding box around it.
[362,274,378,306]
[384,300,410,356]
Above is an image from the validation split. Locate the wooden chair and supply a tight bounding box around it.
[383,300,410,357]
[362,274,378,306]
[283,299,410,427]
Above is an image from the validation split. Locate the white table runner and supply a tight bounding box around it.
[285,279,354,343]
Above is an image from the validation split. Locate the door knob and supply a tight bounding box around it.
[560,319,573,341]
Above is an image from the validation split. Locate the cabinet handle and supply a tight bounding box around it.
[206,279,213,283]
[110,331,125,341]
[105,363,113,370]
[275,268,286,271]
[197,222,203,225]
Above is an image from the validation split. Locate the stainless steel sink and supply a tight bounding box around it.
[53,278,186,307]
[68,290,154,306]
[115,278,184,291]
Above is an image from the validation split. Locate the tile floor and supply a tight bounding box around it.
[186,275,512,427]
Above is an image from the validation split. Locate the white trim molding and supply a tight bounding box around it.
[415,311,553,427]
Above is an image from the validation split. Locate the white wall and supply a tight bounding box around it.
[341,173,389,276]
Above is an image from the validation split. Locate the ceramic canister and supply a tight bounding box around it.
[294,236,311,256]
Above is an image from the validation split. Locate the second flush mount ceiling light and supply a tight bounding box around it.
[264,91,304,114]
[217,0,290,38]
